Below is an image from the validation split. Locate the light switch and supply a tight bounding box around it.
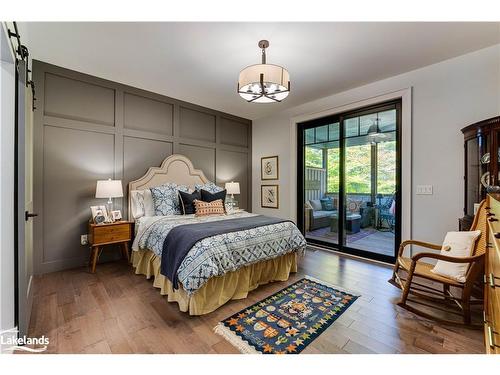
[416,185,433,195]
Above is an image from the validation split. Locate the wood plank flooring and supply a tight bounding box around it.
[27,248,485,354]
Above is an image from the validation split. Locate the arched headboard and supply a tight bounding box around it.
[128,154,209,220]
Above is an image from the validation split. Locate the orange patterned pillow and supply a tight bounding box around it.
[194,199,225,217]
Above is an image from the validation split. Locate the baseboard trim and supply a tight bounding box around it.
[36,255,88,275]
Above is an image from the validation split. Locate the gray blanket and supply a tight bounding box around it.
[160,215,291,289]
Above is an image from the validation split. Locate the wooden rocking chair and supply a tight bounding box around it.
[389,200,487,325]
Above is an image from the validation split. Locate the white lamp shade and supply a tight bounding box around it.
[225,181,240,195]
[238,64,290,103]
[95,179,123,198]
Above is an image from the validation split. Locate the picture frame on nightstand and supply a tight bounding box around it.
[90,205,109,224]
[111,210,122,221]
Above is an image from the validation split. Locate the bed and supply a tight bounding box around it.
[129,154,306,315]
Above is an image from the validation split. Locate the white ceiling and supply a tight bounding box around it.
[18,22,500,120]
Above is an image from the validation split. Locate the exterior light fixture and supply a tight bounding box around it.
[367,117,386,144]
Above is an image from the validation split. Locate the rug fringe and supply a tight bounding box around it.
[304,275,361,297]
[213,323,261,354]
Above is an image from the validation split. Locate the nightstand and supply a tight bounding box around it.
[88,220,134,273]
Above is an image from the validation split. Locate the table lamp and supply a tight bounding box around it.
[225,181,240,209]
[95,179,123,220]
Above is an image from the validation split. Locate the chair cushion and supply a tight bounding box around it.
[398,257,463,286]
[346,213,361,220]
[431,230,481,283]
[312,210,336,219]
[309,199,323,211]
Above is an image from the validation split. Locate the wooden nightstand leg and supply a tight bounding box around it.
[89,246,95,272]
[88,247,94,267]
[122,242,130,263]
[91,246,99,273]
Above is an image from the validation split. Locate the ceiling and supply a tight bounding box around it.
[18,22,500,120]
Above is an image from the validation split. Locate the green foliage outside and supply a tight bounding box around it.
[305,140,396,194]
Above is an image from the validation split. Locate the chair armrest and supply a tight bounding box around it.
[397,239,444,257]
[411,252,484,263]
[304,206,313,220]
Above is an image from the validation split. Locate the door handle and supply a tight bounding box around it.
[25,211,38,221]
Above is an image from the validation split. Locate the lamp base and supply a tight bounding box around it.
[226,195,239,210]
[106,199,114,222]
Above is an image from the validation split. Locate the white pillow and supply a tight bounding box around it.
[142,189,155,217]
[130,189,155,219]
[431,230,481,282]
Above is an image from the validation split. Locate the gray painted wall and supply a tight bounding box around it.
[33,60,252,275]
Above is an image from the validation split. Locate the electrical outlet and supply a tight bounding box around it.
[81,234,88,245]
[416,185,433,195]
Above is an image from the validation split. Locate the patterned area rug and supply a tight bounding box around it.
[214,277,359,354]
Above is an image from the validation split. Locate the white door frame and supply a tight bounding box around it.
[0,22,17,352]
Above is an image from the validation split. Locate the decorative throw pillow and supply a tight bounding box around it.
[194,199,225,217]
[309,199,322,211]
[142,189,156,217]
[200,188,227,205]
[194,182,223,194]
[431,230,481,282]
[178,190,201,215]
[130,189,156,219]
[346,199,362,213]
[150,183,189,216]
[130,190,145,219]
[320,197,334,211]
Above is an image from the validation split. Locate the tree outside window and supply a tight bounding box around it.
[305,146,323,168]
[318,139,395,195]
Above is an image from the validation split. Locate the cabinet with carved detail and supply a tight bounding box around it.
[461,116,500,231]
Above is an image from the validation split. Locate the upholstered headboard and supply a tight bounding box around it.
[127,154,209,220]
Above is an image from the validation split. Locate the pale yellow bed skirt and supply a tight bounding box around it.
[131,250,298,315]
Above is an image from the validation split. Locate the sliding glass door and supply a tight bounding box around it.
[297,100,401,263]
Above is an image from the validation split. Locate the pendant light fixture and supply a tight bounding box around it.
[367,117,386,144]
[237,40,290,103]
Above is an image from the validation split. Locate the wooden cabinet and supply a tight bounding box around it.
[461,117,500,229]
[88,220,134,273]
[484,194,500,354]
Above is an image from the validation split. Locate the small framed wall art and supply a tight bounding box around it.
[261,155,279,180]
[261,184,279,209]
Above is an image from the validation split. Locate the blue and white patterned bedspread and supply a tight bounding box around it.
[132,212,306,295]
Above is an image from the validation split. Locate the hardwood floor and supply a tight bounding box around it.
[307,229,395,256]
[27,248,485,354]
